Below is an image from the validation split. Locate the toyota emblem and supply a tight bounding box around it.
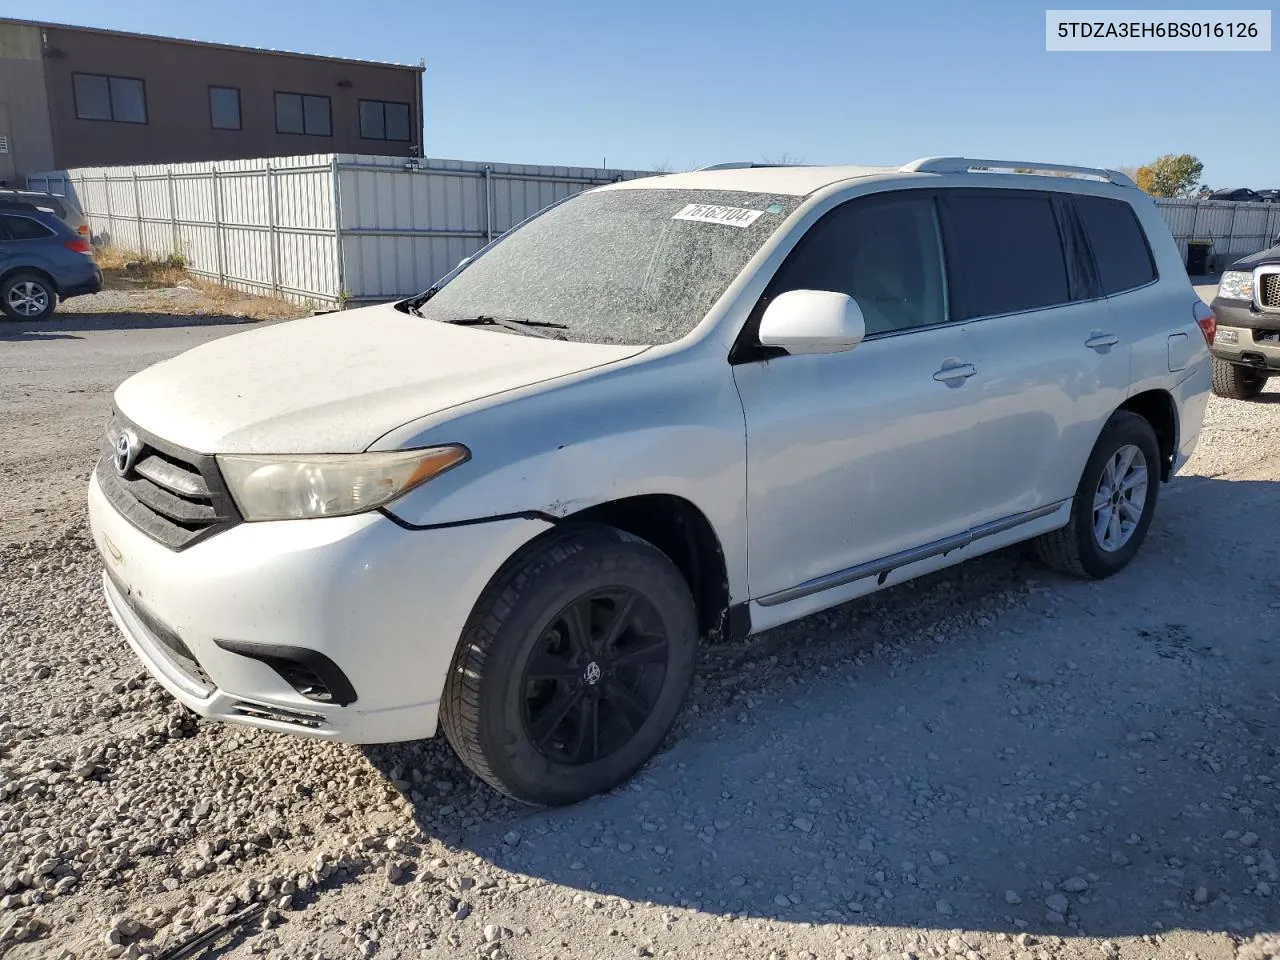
[113,430,139,476]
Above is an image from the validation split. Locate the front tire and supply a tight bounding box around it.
[1,272,57,321]
[440,524,697,806]
[1211,357,1267,400]
[1034,411,1161,579]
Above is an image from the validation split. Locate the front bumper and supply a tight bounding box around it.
[1211,323,1280,371]
[88,473,551,742]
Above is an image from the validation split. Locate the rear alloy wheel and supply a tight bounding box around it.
[1,273,56,321]
[441,524,697,805]
[1211,357,1267,400]
[1034,411,1161,579]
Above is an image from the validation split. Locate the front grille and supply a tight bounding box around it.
[1260,272,1280,309]
[98,413,241,551]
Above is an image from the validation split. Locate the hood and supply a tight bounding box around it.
[1230,243,1280,271]
[114,303,646,453]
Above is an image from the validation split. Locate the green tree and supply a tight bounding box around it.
[1134,154,1205,198]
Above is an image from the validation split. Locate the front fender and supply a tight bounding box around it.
[377,346,749,602]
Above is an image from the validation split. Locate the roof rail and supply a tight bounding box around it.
[695,161,805,171]
[900,157,1136,188]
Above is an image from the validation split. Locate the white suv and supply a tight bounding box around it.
[88,157,1213,805]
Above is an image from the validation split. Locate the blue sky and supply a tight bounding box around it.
[9,0,1277,186]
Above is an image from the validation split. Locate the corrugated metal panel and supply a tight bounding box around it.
[28,154,654,305]
[1154,198,1280,259]
[334,156,653,302]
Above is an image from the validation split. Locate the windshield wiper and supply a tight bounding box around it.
[444,316,569,339]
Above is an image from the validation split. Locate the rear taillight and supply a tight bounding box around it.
[1193,301,1216,346]
[64,237,92,255]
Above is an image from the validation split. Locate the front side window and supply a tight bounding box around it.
[1,215,55,240]
[73,73,147,123]
[943,192,1070,319]
[209,86,241,130]
[275,93,331,136]
[416,189,801,346]
[1075,195,1157,295]
[764,194,948,336]
[359,100,412,141]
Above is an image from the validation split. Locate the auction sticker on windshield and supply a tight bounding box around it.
[674,203,764,228]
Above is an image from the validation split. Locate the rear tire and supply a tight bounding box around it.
[1034,411,1161,579]
[1211,357,1267,400]
[0,272,57,321]
[440,524,697,806]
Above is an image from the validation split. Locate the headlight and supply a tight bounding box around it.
[1218,270,1254,302]
[217,445,469,521]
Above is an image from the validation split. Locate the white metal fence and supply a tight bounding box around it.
[27,154,654,306]
[1154,198,1280,266]
[27,158,1280,305]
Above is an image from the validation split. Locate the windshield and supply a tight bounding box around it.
[415,188,801,346]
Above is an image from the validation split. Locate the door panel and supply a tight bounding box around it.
[736,324,979,601]
[962,300,1129,524]
[937,188,1129,527]
[733,191,982,602]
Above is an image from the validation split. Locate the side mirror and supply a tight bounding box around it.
[758,289,866,355]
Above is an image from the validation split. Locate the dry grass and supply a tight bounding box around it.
[92,246,309,320]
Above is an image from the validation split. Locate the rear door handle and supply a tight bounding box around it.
[933,362,977,383]
[1085,332,1120,350]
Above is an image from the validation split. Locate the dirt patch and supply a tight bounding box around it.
[88,247,310,321]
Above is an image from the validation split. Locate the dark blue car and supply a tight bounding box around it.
[0,206,102,321]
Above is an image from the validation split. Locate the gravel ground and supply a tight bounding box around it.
[1,292,1278,960]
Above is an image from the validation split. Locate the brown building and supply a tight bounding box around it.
[0,18,424,184]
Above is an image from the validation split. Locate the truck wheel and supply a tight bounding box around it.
[1034,411,1161,580]
[1211,357,1266,400]
[1,272,57,321]
[441,524,697,806]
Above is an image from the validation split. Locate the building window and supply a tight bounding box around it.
[73,73,147,123]
[275,92,331,136]
[209,86,241,130]
[358,100,411,141]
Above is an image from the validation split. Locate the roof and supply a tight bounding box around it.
[0,17,424,72]
[605,156,1140,198]
[602,165,897,197]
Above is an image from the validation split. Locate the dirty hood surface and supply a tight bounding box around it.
[114,303,646,453]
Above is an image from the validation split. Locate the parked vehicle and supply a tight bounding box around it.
[1209,187,1263,202]
[0,207,101,320]
[88,156,1212,805]
[0,189,90,238]
[1208,242,1280,398]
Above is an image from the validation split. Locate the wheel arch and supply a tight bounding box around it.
[0,266,60,300]
[561,494,734,643]
[1117,389,1178,481]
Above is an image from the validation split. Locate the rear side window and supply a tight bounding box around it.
[943,193,1069,319]
[765,194,948,336]
[1075,195,1157,295]
[1,215,55,240]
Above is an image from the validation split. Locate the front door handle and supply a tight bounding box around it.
[933,362,977,383]
[1085,332,1120,350]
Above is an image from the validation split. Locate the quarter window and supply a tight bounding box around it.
[765,195,948,336]
[359,100,412,141]
[1075,195,1157,295]
[1,215,55,240]
[209,86,241,130]
[275,92,331,136]
[942,193,1070,319]
[73,73,147,123]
